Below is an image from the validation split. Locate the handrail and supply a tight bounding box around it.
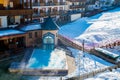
[58,34,90,52]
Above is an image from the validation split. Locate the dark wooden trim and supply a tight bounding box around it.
[0,9,33,16]
[0,34,26,40]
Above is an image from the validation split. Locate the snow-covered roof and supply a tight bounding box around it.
[42,16,59,30]
[0,29,25,37]
[20,23,41,31]
[95,48,119,58]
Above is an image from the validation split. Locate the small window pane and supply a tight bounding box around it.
[35,32,38,38]
[29,33,32,38]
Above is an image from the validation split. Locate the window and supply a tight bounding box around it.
[44,36,54,44]
[29,33,32,38]
[35,32,38,38]
[35,0,38,3]
[34,8,38,14]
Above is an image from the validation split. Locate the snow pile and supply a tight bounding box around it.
[85,68,120,80]
[47,48,67,69]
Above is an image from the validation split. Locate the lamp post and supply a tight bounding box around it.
[78,40,85,79]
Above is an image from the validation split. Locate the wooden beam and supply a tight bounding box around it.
[0,9,33,16]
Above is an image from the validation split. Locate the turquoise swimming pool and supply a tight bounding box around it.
[27,48,52,68]
[26,47,67,70]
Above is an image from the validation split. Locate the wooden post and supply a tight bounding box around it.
[30,0,32,9]
[26,0,29,8]
[22,0,24,8]
[82,40,85,53]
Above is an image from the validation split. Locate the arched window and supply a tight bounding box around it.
[43,32,54,45]
[43,36,54,44]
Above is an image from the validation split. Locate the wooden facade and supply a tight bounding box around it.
[0,9,33,16]
[0,0,33,16]
[25,30,42,47]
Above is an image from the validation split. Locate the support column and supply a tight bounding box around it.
[23,15,25,23]
[22,0,24,8]
[30,14,32,21]
[30,0,32,9]
[26,0,29,8]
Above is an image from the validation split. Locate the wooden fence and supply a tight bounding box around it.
[66,65,119,80]
[58,34,120,80]
[58,34,91,52]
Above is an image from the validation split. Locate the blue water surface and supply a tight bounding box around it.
[28,48,52,68]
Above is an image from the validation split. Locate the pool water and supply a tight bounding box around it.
[26,47,67,69]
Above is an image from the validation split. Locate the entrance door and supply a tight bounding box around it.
[43,33,55,49]
[43,36,54,44]
[0,40,7,51]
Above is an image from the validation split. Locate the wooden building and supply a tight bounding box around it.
[0,16,59,57]
[0,0,33,28]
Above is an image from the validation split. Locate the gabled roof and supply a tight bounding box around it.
[42,16,59,30]
[0,28,25,37]
[19,23,42,31]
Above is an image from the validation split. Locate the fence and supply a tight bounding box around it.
[67,65,119,80]
[58,34,91,52]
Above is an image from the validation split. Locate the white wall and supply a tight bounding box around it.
[15,16,20,24]
[0,16,7,27]
[71,13,81,21]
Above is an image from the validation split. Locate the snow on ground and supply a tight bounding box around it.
[85,68,120,80]
[21,76,61,80]
[59,8,120,46]
[63,47,114,79]
[22,8,120,80]
[59,8,120,79]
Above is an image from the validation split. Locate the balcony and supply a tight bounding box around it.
[45,2,66,6]
[0,9,33,16]
[33,3,40,6]
[70,5,86,9]
[40,3,45,6]
[59,2,66,5]
[33,11,60,18]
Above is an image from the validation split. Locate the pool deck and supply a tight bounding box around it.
[9,47,76,77]
[66,55,76,74]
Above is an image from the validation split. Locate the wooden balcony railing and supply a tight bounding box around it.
[40,3,45,6]
[33,11,60,18]
[33,3,40,6]
[32,2,66,6]
[0,9,33,16]
[70,5,86,9]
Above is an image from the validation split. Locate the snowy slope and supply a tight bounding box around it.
[59,8,120,46]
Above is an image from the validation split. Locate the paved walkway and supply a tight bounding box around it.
[66,55,76,74]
